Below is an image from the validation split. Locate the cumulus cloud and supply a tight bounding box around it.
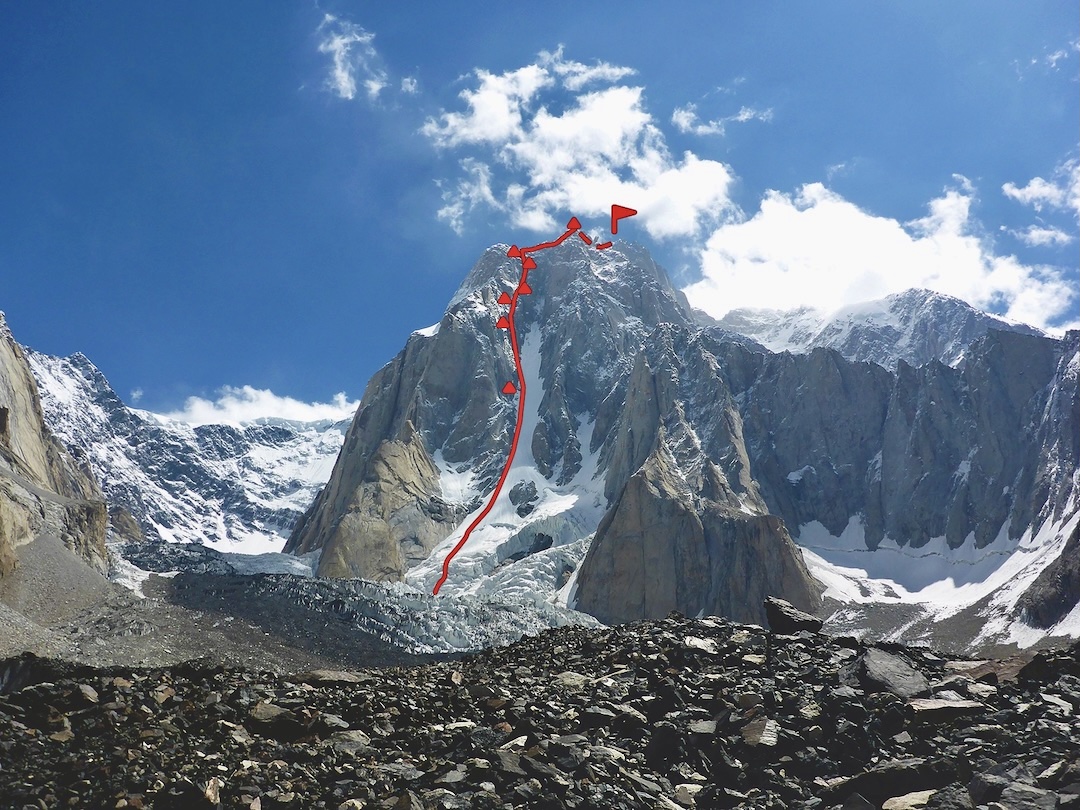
[1013,225,1074,247]
[422,63,551,148]
[422,49,738,239]
[401,76,418,94]
[671,103,773,136]
[682,181,1078,334]
[421,49,1073,334]
[163,386,358,427]
[1002,159,1080,215]
[316,14,387,101]
[1002,176,1068,211]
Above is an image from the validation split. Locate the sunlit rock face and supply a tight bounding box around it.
[0,313,107,577]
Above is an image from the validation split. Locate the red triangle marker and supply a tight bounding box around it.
[507,245,521,258]
[502,381,517,395]
[522,256,537,270]
[496,316,510,329]
[497,292,512,305]
[566,216,582,231]
[517,281,532,295]
[610,204,637,234]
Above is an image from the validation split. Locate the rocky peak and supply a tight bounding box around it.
[453,240,692,331]
[287,239,703,581]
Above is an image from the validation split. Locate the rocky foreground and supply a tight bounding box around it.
[0,607,1077,810]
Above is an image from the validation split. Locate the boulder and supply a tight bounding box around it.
[764,596,824,634]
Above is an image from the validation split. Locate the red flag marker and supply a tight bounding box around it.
[507,245,521,258]
[497,291,512,305]
[566,216,582,231]
[496,316,510,329]
[502,381,517,395]
[610,204,637,234]
[522,256,537,270]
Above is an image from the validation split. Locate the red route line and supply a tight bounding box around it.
[432,221,579,595]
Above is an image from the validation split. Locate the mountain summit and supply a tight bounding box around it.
[285,240,820,625]
[284,241,1077,647]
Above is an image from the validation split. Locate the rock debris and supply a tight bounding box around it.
[1,608,1076,809]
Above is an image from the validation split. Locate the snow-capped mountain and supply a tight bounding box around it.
[26,350,350,554]
[287,239,1078,652]
[712,288,1044,369]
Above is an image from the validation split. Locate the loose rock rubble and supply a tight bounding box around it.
[0,610,1076,809]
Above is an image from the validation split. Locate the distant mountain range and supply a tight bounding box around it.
[26,350,349,554]
[709,288,1044,368]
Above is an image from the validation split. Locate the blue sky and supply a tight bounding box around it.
[3,3,1077,421]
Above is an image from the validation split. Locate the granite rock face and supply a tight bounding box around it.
[285,240,1076,637]
[292,420,463,580]
[286,243,823,620]
[0,313,107,576]
[576,427,821,626]
[1018,520,1080,629]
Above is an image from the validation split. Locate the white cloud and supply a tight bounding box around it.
[539,46,636,91]
[422,64,552,147]
[671,102,773,136]
[682,181,1078,334]
[436,158,499,234]
[1002,159,1080,215]
[422,51,1074,334]
[422,50,738,239]
[1013,225,1075,247]
[163,386,358,427]
[401,76,418,94]
[1045,39,1080,70]
[129,388,143,404]
[710,77,747,96]
[1002,176,1068,211]
[316,14,387,101]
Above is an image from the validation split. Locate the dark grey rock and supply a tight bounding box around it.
[765,596,824,634]
[999,782,1059,809]
[860,648,931,698]
[924,783,974,810]
[968,772,1009,804]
